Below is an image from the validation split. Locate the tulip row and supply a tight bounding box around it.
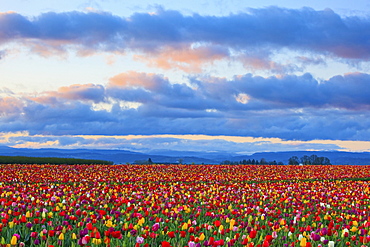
[1,164,370,183]
[0,164,369,247]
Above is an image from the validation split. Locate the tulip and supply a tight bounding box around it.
[162,241,171,247]
[168,231,175,238]
[152,222,160,232]
[189,241,196,247]
[182,223,189,230]
[136,236,144,244]
[82,235,90,245]
[311,233,320,241]
[249,229,257,239]
[262,240,270,247]
[10,235,17,246]
[300,237,307,247]
[92,238,102,244]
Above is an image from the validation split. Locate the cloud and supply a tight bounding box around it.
[106,71,199,109]
[0,97,24,117]
[0,49,7,59]
[134,44,230,72]
[31,83,106,104]
[0,132,345,154]
[1,7,370,68]
[1,71,370,140]
[232,72,370,110]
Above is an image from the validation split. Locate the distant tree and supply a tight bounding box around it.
[269,160,277,165]
[322,157,331,165]
[148,158,153,164]
[260,158,268,165]
[0,156,113,165]
[294,155,331,165]
[312,155,322,165]
[220,158,286,166]
[300,155,310,165]
[289,156,300,165]
[310,155,318,165]
[178,158,183,164]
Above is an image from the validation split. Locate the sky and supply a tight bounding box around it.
[1,0,370,155]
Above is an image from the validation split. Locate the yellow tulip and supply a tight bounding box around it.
[105,220,113,228]
[182,223,188,230]
[92,238,102,244]
[199,233,205,241]
[8,222,14,229]
[10,236,17,246]
[350,226,358,232]
[299,237,307,247]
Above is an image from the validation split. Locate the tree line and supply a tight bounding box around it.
[220,158,284,165]
[288,154,331,165]
[0,156,114,165]
[221,155,331,165]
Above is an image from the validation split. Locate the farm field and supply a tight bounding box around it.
[0,164,370,247]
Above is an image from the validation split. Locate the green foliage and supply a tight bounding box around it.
[0,156,114,165]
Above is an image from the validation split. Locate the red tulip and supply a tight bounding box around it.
[249,229,257,239]
[162,241,172,247]
[168,231,175,238]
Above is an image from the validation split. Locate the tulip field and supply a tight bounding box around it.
[1,164,370,247]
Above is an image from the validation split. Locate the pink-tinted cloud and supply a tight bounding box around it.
[0,97,24,115]
[134,44,229,72]
[108,71,167,91]
[30,84,105,104]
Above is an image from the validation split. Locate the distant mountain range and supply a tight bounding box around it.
[0,146,370,165]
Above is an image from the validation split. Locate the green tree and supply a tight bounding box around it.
[288,156,299,165]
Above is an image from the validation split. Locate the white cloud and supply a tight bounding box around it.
[235,93,250,104]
